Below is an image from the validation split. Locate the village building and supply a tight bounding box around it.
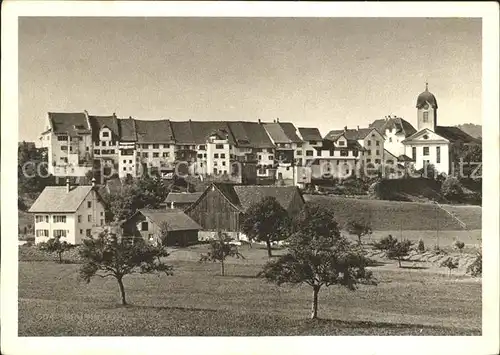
[185,183,305,240]
[88,114,120,177]
[116,117,138,178]
[163,192,203,210]
[369,115,417,157]
[29,179,106,245]
[122,208,201,246]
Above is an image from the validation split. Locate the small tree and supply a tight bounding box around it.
[417,239,425,253]
[39,237,74,263]
[158,221,170,247]
[78,227,173,305]
[441,176,465,202]
[259,203,376,319]
[346,219,372,246]
[453,240,465,253]
[199,231,245,276]
[241,196,290,257]
[440,257,459,276]
[373,235,412,268]
[466,251,482,277]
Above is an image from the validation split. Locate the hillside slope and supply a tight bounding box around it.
[304,195,481,231]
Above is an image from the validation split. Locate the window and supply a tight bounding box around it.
[436,146,441,163]
[87,201,92,208]
[387,159,394,164]
[57,135,68,141]
[100,219,104,226]
[220,153,226,159]
[367,140,371,146]
[306,150,314,157]
[141,222,148,231]
[338,140,345,146]
[198,145,206,150]
[412,147,417,160]
[214,153,219,158]
[100,211,104,216]
[214,161,218,166]
[129,160,132,164]
[153,153,159,158]
[423,112,429,122]
[35,215,46,223]
[296,150,302,156]
[77,215,82,223]
[366,158,371,163]
[389,137,392,143]
[258,154,262,160]
[317,150,321,157]
[80,229,83,235]
[88,215,92,222]
[376,141,380,146]
[164,144,170,149]
[353,150,359,157]
[216,144,224,149]
[102,131,109,137]
[222,161,226,166]
[53,230,67,238]
[86,147,90,151]
[376,150,380,155]
[375,159,381,164]
[329,150,335,156]
[423,147,429,156]
[269,155,274,160]
[163,152,170,158]
[53,215,66,223]
[152,144,159,149]
[86,229,91,237]
[61,145,68,151]
[197,154,203,158]
[36,229,49,237]
[142,152,148,158]
[309,140,317,145]
[340,150,348,157]
[367,150,371,155]
[123,167,126,171]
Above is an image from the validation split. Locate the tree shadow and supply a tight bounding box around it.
[107,304,219,313]
[304,318,458,332]
[400,265,429,270]
[229,274,260,279]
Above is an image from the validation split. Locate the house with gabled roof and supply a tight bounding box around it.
[40,111,94,176]
[88,114,121,178]
[29,179,106,245]
[121,208,201,246]
[163,192,203,210]
[369,115,417,157]
[185,183,305,240]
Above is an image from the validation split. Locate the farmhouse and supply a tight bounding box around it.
[29,179,106,245]
[185,183,305,240]
[122,209,201,246]
[163,192,203,210]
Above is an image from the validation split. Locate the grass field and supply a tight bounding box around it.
[18,244,481,336]
[304,195,482,231]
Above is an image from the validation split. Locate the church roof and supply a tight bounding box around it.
[435,126,481,144]
[369,117,417,138]
[416,83,438,109]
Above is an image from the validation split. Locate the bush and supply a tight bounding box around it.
[453,240,465,252]
[373,235,412,268]
[417,239,425,253]
[440,257,459,276]
[466,251,482,277]
[441,176,465,202]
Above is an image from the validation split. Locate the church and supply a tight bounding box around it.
[370,83,480,176]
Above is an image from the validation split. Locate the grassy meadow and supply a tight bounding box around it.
[18,244,481,336]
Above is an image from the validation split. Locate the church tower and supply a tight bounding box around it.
[416,82,438,132]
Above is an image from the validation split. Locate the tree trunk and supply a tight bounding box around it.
[221,259,225,276]
[58,251,63,263]
[357,235,362,245]
[117,276,127,305]
[398,258,402,268]
[266,240,272,257]
[310,285,320,319]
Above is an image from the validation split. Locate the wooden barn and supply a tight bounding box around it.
[122,209,201,246]
[184,183,305,240]
[162,192,203,210]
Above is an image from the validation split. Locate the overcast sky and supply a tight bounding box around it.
[19,17,481,142]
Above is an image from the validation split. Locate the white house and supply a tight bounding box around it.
[29,179,106,245]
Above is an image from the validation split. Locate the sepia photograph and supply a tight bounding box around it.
[2,1,499,355]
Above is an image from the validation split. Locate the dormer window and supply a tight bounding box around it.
[338,140,345,146]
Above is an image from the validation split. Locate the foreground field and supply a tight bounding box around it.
[19,253,481,336]
[304,195,482,231]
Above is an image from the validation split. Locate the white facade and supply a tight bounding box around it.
[357,129,385,167]
[381,127,407,157]
[403,129,450,174]
[206,135,231,176]
[34,189,106,245]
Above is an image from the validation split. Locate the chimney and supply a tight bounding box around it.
[129,116,132,119]
[112,112,117,118]
[258,119,261,124]
[83,110,89,116]
[344,126,347,132]
[91,177,96,187]
[277,117,280,123]
[66,178,70,193]
[357,125,359,131]
[273,119,276,123]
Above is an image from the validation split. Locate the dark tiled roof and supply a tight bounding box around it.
[369,117,417,138]
[165,192,203,204]
[135,119,175,143]
[88,115,119,142]
[170,121,195,144]
[48,112,90,135]
[139,209,201,231]
[227,122,275,148]
[325,128,375,141]
[193,121,235,145]
[264,122,302,143]
[398,154,414,162]
[29,186,97,213]
[315,139,365,151]
[298,127,322,141]
[118,119,137,141]
[210,183,303,212]
[435,126,480,144]
[416,87,438,109]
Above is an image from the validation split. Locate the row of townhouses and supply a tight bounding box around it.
[38,84,479,185]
